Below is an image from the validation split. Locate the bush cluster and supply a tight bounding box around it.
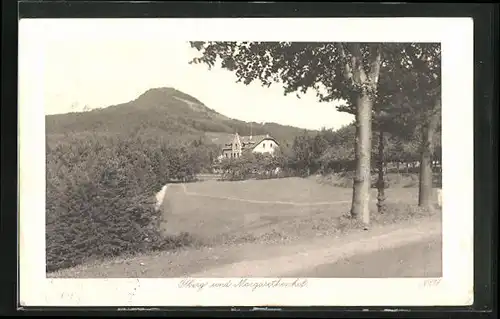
[316,171,441,189]
[217,152,291,181]
[46,132,209,272]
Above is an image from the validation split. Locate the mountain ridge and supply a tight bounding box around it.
[46,87,317,146]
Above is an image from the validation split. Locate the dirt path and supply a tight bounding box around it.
[49,215,441,278]
[187,218,441,277]
[292,236,442,278]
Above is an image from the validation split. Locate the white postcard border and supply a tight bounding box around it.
[19,17,474,307]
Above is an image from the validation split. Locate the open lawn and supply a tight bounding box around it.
[160,177,436,245]
[187,176,420,203]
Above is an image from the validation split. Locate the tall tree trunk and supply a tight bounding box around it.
[396,161,400,173]
[350,94,373,225]
[376,129,386,213]
[419,97,441,208]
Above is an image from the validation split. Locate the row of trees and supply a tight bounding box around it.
[216,125,440,182]
[190,41,442,225]
[289,124,441,174]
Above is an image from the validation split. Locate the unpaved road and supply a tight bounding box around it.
[49,217,441,278]
[288,236,442,278]
[187,218,441,277]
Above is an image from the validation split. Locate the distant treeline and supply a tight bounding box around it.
[215,122,442,181]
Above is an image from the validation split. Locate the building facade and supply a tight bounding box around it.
[219,133,279,160]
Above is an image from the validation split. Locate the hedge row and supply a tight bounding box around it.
[46,133,207,272]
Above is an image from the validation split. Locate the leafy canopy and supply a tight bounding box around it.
[190,42,406,108]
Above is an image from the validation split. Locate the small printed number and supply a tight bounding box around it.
[423,278,442,287]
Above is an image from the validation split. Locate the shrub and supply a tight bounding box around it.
[218,152,287,181]
[46,132,207,272]
[332,203,438,231]
[316,172,441,189]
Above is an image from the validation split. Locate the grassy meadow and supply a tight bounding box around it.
[159,177,440,248]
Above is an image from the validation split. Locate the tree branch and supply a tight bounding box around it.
[368,43,382,87]
[349,43,367,85]
[335,43,354,83]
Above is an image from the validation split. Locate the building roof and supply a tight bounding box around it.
[239,135,268,144]
[223,133,279,149]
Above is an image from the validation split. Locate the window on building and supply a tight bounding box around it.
[263,143,266,148]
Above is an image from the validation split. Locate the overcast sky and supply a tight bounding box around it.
[20,19,355,130]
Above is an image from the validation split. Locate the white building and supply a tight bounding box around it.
[218,133,279,160]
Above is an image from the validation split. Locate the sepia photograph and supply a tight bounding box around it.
[19,18,473,307]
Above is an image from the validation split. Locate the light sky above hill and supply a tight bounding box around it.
[20,19,355,131]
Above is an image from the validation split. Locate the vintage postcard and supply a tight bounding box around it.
[19,17,474,307]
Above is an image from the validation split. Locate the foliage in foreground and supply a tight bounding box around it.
[46,132,211,272]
